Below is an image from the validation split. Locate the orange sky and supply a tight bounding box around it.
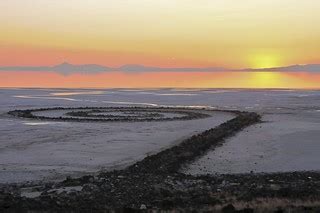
[1,1,320,68]
[1,1,320,88]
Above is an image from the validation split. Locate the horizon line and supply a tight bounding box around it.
[1,86,320,90]
[1,62,320,73]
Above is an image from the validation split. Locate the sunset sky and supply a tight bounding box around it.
[1,0,320,88]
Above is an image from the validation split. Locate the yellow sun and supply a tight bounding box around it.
[249,53,282,69]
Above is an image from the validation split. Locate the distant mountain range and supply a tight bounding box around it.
[0,62,320,74]
[242,64,320,72]
[0,62,111,74]
[117,64,229,72]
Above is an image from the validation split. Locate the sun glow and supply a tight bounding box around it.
[249,54,282,69]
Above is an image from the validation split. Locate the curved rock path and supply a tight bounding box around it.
[1,109,320,212]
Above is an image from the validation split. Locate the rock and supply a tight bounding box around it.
[140,204,147,209]
[222,204,236,213]
[270,184,281,191]
[229,182,240,186]
[238,208,254,213]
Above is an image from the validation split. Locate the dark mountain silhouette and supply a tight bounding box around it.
[118,64,229,72]
[243,64,320,72]
[51,62,111,73]
[0,62,111,75]
[1,62,320,74]
[0,63,230,73]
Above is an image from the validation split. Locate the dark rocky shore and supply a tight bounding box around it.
[2,108,320,212]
